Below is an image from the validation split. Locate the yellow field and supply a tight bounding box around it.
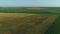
[0,13,58,34]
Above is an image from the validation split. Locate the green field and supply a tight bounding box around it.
[0,7,60,34]
[44,15,60,34]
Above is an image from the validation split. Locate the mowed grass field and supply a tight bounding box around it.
[0,13,58,34]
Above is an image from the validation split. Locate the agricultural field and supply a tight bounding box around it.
[0,13,58,34]
[0,7,60,34]
[0,7,60,14]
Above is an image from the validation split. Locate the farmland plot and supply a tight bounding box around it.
[0,13,58,34]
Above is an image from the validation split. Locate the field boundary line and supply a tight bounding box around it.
[35,15,58,34]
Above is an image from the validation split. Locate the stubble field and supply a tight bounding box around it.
[0,13,58,34]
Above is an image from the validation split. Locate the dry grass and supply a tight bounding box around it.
[0,13,58,34]
[0,13,35,18]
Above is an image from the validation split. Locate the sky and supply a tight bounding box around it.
[0,0,60,7]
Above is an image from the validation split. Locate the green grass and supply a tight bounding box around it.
[44,16,60,34]
[0,8,58,14]
[0,8,60,15]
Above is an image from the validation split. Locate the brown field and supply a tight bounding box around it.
[0,13,58,34]
[27,8,47,10]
